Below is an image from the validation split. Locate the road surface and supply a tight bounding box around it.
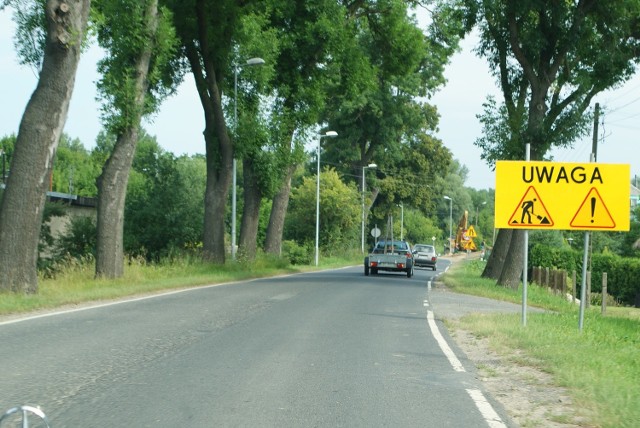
[1,260,515,427]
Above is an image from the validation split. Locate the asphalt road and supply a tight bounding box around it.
[0,259,517,427]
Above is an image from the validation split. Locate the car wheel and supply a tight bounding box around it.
[407,262,413,278]
[364,264,370,276]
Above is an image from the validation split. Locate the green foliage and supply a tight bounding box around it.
[54,215,97,260]
[52,134,102,196]
[286,168,360,250]
[320,0,459,217]
[124,136,206,261]
[8,0,46,70]
[401,207,442,245]
[530,243,640,306]
[281,240,312,265]
[529,243,580,273]
[453,0,640,164]
[0,134,14,183]
[94,0,179,134]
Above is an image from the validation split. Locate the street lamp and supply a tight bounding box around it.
[361,163,377,253]
[315,130,338,266]
[232,57,265,260]
[444,195,453,255]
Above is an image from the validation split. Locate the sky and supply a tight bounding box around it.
[1,10,640,191]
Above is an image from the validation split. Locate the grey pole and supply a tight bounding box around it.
[444,196,453,254]
[315,131,338,266]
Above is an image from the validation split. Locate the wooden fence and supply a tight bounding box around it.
[530,266,609,314]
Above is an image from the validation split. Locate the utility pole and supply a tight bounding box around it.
[591,103,600,161]
[580,102,599,331]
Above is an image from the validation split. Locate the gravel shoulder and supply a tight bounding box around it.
[433,255,587,427]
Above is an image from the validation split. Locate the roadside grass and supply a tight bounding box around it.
[442,259,640,428]
[0,251,362,317]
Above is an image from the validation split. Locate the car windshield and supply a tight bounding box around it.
[415,245,434,253]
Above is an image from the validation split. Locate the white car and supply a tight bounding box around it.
[412,244,437,270]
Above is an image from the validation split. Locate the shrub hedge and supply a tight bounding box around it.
[530,244,640,306]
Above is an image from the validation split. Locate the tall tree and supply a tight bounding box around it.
[94,0,177,278]
[448,0,640,287]
[322,0,460,221]
[231,11,276,260]
[0,0,91,293]
[163,0,247,263]
[262,0,347,256]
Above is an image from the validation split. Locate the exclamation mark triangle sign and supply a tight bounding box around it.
[570,187,616,229]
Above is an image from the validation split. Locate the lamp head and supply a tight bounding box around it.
[246,57,265,66]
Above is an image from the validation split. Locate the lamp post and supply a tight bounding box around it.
[232,57,265,260]
[397,203,404,240]
[361,163,377,253]
[315,130,338,266]
[0,149,5,184]
[444,195,453,254]
[475,201,486,226]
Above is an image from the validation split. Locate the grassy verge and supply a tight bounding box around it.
[0,252,362,317]
[442,259,640,428]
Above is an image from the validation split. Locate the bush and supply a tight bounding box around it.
[282,240,312,265]
[530,243,640,306]
[54,215,97,260]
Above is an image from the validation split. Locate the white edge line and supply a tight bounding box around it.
[426,309,465,372]
[466,388,508,428]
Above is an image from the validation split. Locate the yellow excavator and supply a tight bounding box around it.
[453,210,477,252]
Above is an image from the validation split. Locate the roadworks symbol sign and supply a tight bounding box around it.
[508,186,554,227]
[570,187,616,229]
[465,225,477,238]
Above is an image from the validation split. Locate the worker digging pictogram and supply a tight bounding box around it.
[570,187,616,229]
[508,186,554,227]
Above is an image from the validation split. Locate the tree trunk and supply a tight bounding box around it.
[96,130,138,278]
[0,0,91,293]
[202,123,232,264]
[238,157,262,260]
[264,126,297,256]
[497,229,525,289]
[482,228,512,280]
[200,76,232,264]
[264,164,295,255]
[95,0,158,278]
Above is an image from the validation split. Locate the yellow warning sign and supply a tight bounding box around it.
[570,188,616,229]
[466,225,477,238]
[495,161,630,231]
[507,187,554,227]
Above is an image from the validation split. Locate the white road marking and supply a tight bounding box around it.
[424,295,508,427]
[426,309,465,372]
[466,389,508,428]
